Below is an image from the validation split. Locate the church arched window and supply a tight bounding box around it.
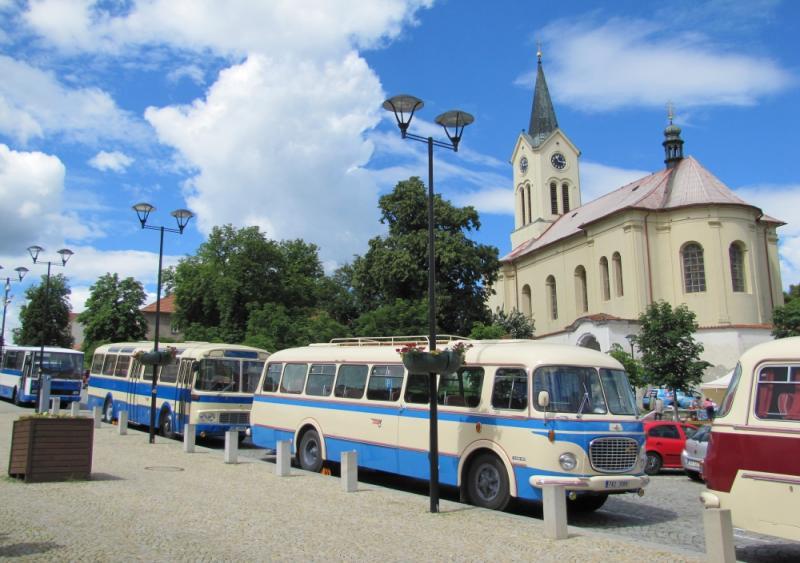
[574,266,588,313]
[519,187,526,225]
[521,284,532,318]
[682,242,706,293]
[729,242,746,292]
[612,252,624,297]
[526,184,532,225]
[546,275,558,320]
[562,183,570,213]
[550,182,558,215]
[600,257,610,301]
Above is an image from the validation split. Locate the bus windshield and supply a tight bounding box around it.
[194,358,265,393]
[34,352,83,379]
[533,365,637,415]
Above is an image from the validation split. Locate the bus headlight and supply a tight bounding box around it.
[559,452,577,471]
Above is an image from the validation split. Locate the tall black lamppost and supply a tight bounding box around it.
[0,266,29,358]
[133,202,194,444]
[625,334,636,358]
[27,246,74,413]
[383,94,473,513]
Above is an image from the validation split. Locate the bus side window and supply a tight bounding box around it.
[755,366,790,419]
[102,354,117,376]
[334,365,368,399]
[91,353,105,374]
[438,367,484,408]
[491,368,528,410]
[114,355,131,377]
[263,363,282,392]
[280,363,308,394]
[306,364,336,397]
[367,365,404,402]
[404,373,430,404]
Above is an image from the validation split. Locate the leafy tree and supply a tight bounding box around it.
[632,301,710,419]
[783,283,800,305]
[772,298,800,338]
[469,309,535,340]
[244,303,348,351]
[14,274,73,348]
[468,322,506,340]
[351,299,428,337]
[350,177,499,336]
[607,343,646,389]
[77,273,148,355]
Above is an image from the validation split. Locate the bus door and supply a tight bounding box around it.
[176,359,194,434]
[126,360,142,424]
[20,352,34,400]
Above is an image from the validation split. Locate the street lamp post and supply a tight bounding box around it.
[383,94,473,513]
[133,202,194,444]
[625,334,636,358]
[27,246,74,413]
[0,266,29,358]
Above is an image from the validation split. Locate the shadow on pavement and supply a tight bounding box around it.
[0,540,61,558]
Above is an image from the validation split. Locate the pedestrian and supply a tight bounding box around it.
[654,397,664,420]
[703,397,715,420]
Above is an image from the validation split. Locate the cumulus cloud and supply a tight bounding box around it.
[88,150,134,172]
[580,161,651,203]
[167,64,205,85]
[523,17,793,111]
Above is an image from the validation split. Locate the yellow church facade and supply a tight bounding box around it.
[489,56,784,378]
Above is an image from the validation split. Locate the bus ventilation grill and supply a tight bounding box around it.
[219,412,249,425]
[588,437,638,473]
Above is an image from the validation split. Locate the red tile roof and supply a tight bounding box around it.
[141,294,176,313]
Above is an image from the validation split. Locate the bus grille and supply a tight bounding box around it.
[219,412,249,425]
[589,437,638,473]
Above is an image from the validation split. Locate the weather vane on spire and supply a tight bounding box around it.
[666,101,675,124]
[536,40,542,63]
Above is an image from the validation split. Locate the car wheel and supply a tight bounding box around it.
[568,493,608,512]
[686,470,703,482]
[644,452,662,475]
[467,453,510,511]
[103,398,114,422]
[298,430,324,472]
[160,411,175,439]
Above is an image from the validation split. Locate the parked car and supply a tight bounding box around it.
[642,388,700,409]
[681,424,710,481]
[643,420,698,475]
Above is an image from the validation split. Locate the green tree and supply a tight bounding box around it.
[350,177,499,336]
[468,322,506,340]
[633,301,710,419]
[77,273,148,356]
[14,274,73,348]
[607,343,646,389]
[468,309,535,339]
[244,303,348,351]
[351,299,428,337]
[772,298,800,338]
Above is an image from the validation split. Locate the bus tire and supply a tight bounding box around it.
[298,430,323,473]
[567,493,608,512]
[644,452,662,475]
[160,411,175,440]
[12,387,21,406]
[103,398,114,422]
[467,452,510,511]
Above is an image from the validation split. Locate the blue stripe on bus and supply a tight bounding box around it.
[88,376,253,404]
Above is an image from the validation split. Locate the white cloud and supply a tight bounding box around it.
[88,150,134,172]
[529,18,793,111]
[167,64,205,86]
[580,161,651,203]
[0,55,150,144]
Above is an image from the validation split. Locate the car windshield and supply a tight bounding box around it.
[34,352,83,380]
[691,425,711,442]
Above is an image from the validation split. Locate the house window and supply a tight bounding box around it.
[550,182,558,214]
[521,284,532,318]
[600,257,610,301]
[682,243,707,293]
[612,252,624,297]
[562,183,570,213]
[574,266,588,313]
[546,275,558,320]
[729,242,746,292]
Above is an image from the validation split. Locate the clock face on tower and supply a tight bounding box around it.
[550,152,567,170]
[519,156,528,174]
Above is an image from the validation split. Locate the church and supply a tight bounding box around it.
[488,54,785,379]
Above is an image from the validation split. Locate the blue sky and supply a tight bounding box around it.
[1,0,798,336]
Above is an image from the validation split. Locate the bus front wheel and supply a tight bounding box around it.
[467,452,510,511]
[103,398,114,422]
[160,411,175,439]
[298,430,323,472]
[12,387,21,406]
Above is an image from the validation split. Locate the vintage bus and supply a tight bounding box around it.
[701,337,800,541]
[87,341,269,439]
[251,337,649,511]
[0,345,84,406]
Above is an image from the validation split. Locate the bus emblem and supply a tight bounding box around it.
[370,418,382,428]
[609,423,623,432]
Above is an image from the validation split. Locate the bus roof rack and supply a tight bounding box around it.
[324,335,471,348]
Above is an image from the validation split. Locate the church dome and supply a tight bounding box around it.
[664,122,682,138]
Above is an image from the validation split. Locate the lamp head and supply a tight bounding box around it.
[170,209,195,233]
[383,94,423,137]
[434,110,474,152]
[57,248,74,266]
[133,202,155,228]
[27,245,44,263]
[14,267,28,281]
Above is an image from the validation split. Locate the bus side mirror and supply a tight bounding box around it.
[537,390,550,408]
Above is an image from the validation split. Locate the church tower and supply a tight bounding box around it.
[510,50,581,248]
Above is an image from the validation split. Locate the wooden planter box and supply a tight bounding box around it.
[8,417,94,483]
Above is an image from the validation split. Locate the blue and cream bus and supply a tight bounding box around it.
[87,341,269,439]
[0,345,84,406]
[251,337,649,511]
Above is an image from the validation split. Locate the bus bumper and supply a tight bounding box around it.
[529,474,649,493]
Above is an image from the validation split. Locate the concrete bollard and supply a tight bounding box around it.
[70,401,80,417]
[49,397,60,416]
[93,406,102,428]
[224,430,238,464]
[275,440,291,476]
[183,424,196,453]
[541,485,569,540]
[118,410,128,435]
[341,450,358,492]
[704,508,736,563]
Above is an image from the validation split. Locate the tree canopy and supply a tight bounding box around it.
[14,273,73,348]
[772,298,800,338]
[77,273,148,355]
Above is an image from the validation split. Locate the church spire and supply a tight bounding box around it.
[527,47,558,146]
[662,102,684,169]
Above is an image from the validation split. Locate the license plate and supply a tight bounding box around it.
[604,480,631,489]
[685,460,700,469]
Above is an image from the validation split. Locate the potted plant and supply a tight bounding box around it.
[133,346,178,366]
[398,341,472,374]
[8,414,94,483]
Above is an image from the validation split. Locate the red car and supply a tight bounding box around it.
[643,421,698,475]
